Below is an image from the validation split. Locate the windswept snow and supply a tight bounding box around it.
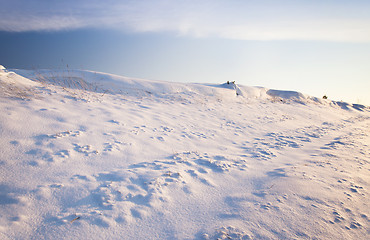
[0,69,369,239]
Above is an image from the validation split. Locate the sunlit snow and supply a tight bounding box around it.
[1,67,369,239]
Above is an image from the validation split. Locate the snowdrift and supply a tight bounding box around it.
[2,68,367,111]
[12,68,265,100]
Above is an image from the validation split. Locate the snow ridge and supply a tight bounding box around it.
[4,68,368,110]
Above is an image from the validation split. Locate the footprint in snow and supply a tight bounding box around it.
[266,168,288,178]
[73,144,98,156]
[55,150,70,159]
[107,120,120,124]
[58,151,247,223]
[102,140,130,154]
[201,226,253,240]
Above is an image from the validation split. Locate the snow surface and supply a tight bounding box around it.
[1,69,369,239]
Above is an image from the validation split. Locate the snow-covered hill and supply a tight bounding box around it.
[1,68,369,239]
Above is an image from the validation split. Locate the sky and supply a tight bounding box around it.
[1,0,370,105]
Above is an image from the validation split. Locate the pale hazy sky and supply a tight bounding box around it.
[1,0,370,104]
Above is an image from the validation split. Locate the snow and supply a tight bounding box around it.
[1,68,369,239]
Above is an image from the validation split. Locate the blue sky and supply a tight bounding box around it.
[1,0,370,105]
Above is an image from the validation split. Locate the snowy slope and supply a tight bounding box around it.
[0,68,369,239]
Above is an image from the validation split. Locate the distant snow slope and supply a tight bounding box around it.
[1,69,369,239]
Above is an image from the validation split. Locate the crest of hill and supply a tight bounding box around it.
[1,67,38,86]
[3,68,369,111]
[10,69,268,101]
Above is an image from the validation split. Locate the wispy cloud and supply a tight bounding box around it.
[1,0,370,42]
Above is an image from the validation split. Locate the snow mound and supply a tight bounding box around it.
[333,101,369,112]
[0,68,40,99]
[11,69,268,101]
[267,89,308,100]
[3,68,367,111]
